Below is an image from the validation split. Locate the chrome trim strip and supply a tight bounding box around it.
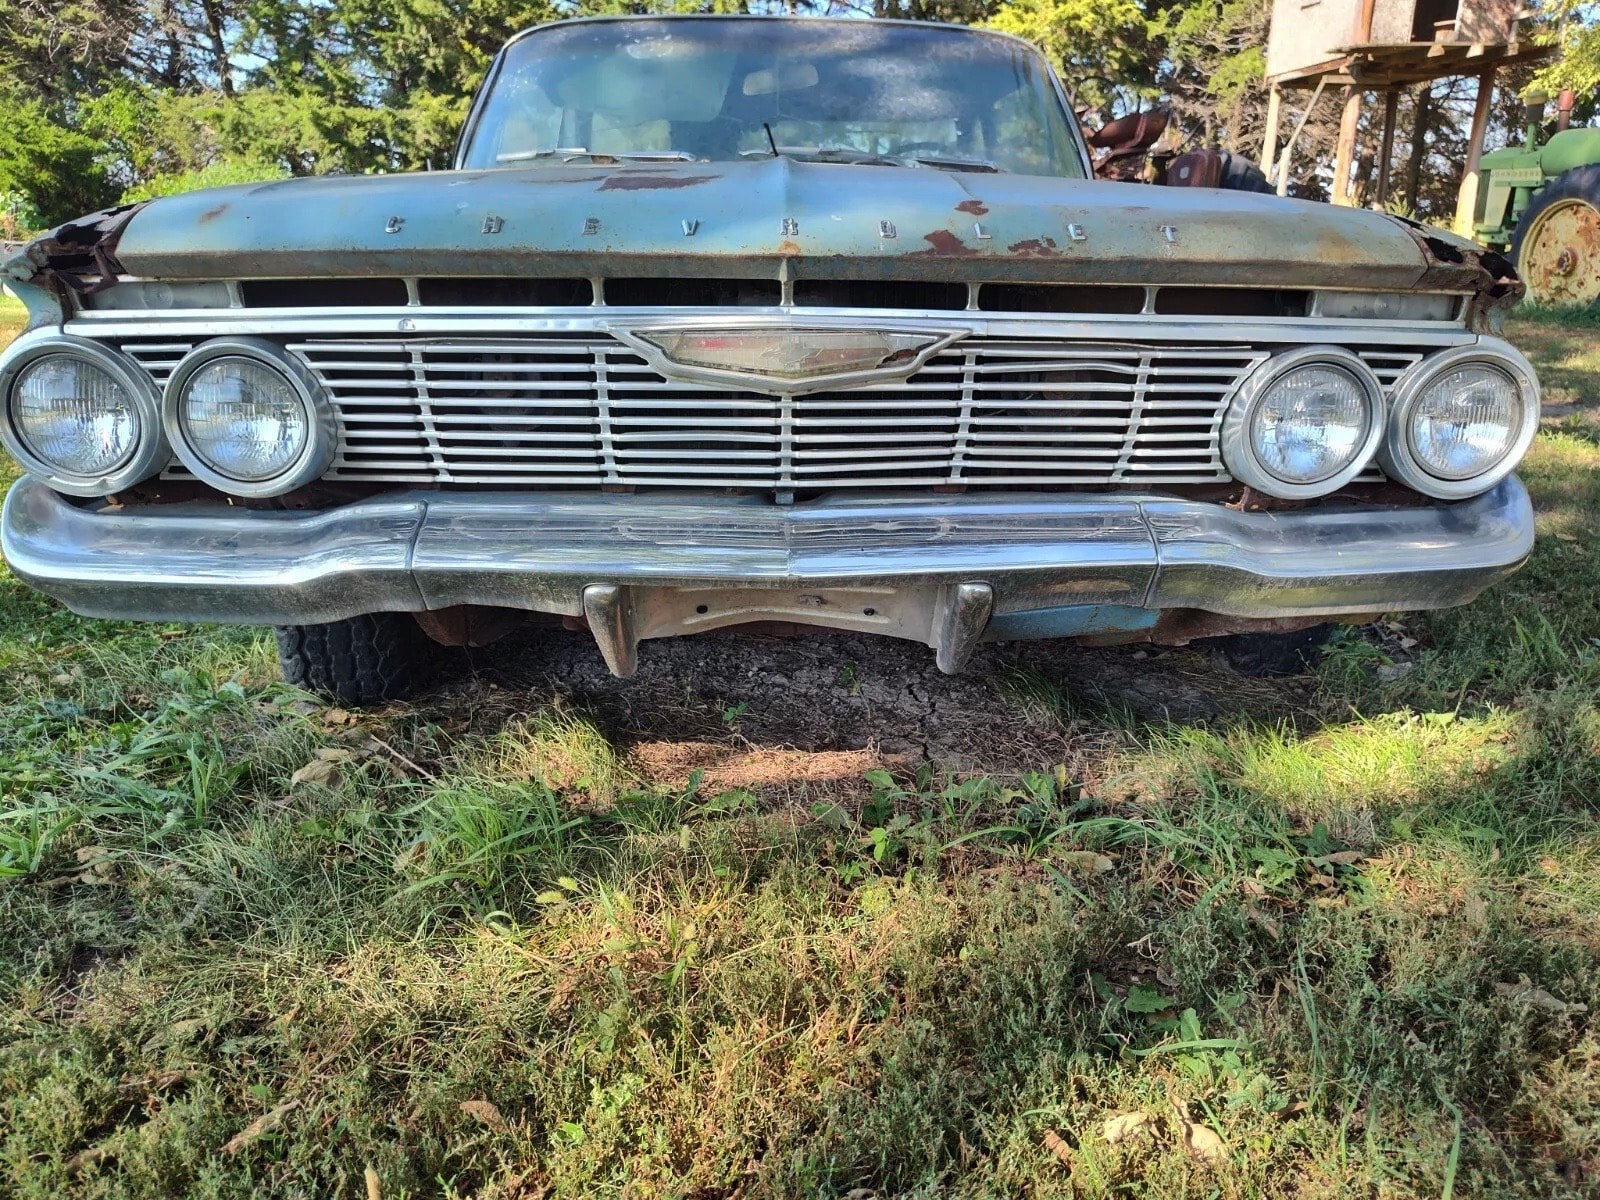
[54,308,1483,346]
[3,476,1533,631]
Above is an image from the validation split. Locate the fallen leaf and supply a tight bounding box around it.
[1495,977,1587,1014]
[1101,1111,1151,1143]
[65,1144,112,1175]
[290,758,338,787]
[1179,1118,1227,1165]
[323,708,356,726]
[221,1099,299,1155]
[142,1017,208,1052]
[314,747,356,763]
[1055,850,1115,874]
[365,1166,382,1200]
[460,1099,506,1128]
[1041,1129,1074,1166]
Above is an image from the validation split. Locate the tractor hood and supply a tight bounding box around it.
[10,158,1517,300]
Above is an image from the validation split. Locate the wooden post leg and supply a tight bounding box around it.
[1452,70,1496,238]
[1331,86,1364,207]
[1260,85,1284,173]
[1374,90,1399,209]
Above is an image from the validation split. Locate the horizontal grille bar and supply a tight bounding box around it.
[122,336,1421,494]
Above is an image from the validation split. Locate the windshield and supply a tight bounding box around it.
[459,18,1084,178]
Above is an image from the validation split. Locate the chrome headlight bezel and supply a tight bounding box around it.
[0,335,168,497]
[1220,345,1386,499]
[1377,343,1540,501]
[162,338,335,498]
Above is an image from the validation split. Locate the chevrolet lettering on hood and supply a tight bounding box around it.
[0,15,1539,703]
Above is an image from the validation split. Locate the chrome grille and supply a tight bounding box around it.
[125,336,1423,492]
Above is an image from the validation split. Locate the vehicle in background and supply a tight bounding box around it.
[1474,88,1600,307]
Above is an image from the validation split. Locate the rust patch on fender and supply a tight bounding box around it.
[1006,237,1063,257]
[198,203,229,224]
[955,199,988,215]
[598,174,721,192]
[916,229,978,257]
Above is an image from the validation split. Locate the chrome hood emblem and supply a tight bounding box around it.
[613,323,964,395]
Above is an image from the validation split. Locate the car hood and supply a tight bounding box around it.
[42,159,1463,291]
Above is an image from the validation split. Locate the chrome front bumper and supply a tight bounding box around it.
[2,476,1533,675]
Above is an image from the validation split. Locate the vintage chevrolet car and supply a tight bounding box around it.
[0,16,1540,703]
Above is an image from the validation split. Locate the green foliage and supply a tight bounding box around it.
[985,0,1159,112]
[1534,0,1600,94]
[0,91,114,226]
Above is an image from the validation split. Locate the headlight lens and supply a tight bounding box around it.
[1248,364,1372,485]
[1408,364,1523,480]
[10,355,139,476]
[179,357,309,481]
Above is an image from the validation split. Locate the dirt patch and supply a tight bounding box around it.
[451,627,1312,774]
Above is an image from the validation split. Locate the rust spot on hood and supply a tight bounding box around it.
[955,199,988,215]
[198,203,229,223]
[1006,237,1063,258]
[598,174,721,192]
[915,229,978,257]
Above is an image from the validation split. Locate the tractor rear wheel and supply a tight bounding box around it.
[1510,164,1600,308]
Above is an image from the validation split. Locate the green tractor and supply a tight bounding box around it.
[1474,91,1600,308]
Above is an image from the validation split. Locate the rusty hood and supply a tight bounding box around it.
[29,158,1462,291]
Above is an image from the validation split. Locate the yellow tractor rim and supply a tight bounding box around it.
[1520,197,1600,307]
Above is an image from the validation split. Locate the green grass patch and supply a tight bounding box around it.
[0,293,25,345]
[0,313,1595,1197]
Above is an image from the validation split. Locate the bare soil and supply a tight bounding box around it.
[448,626,1313,776]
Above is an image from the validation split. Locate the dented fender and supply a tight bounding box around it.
[1387,214,1524,332]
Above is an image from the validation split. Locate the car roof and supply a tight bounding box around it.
[497,13,1049,59]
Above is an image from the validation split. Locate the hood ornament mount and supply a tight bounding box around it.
[611,323,966,396]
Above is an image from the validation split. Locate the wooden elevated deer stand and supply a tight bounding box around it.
[1260,0,1555,233]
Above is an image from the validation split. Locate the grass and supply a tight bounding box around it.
[0,311,1597,1198]
[0,292,24,339]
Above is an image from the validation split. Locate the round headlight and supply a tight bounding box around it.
[1379,343,1540,500]
[181,357,309,481]
[1249,365,1372,485]
[1222,347,1385,498]
[1408,364,1523,480]
[12,356,139,476]
[163,339,334,497]
[0,336,167,497]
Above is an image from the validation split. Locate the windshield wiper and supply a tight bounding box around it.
[908,155,1000,174]
[496,148,702,164]
[739,146,1001,173]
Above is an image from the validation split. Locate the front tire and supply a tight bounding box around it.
[275,613,438,706]
[1510,165,1600,308]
